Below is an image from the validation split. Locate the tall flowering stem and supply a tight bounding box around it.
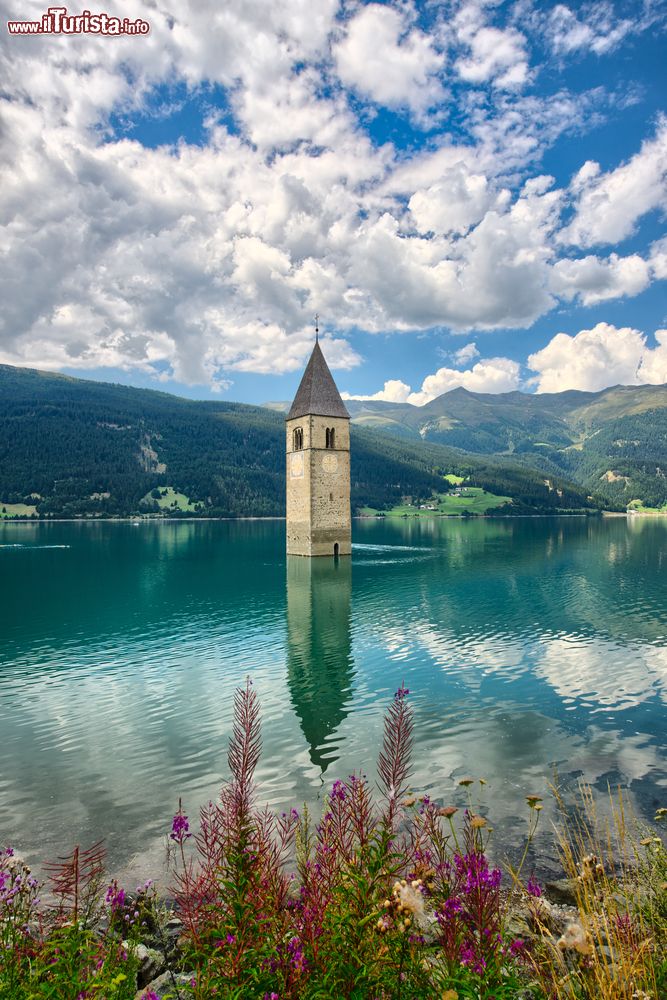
[377,684,414,830]
[228,677,262,823]
[172,678,299,994]
[44,840,105,925]
[0,847,43,991]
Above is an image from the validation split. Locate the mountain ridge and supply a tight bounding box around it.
[267,381,667,510]
[0,363,608,518]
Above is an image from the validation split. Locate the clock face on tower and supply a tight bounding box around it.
[322,454,338,474]
[290,452,304,478]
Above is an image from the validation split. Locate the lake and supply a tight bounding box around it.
[1,516,665,880]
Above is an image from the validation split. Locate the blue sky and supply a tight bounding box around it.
[1,0,666,405]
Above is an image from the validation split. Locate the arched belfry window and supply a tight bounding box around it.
[325,427,335,449]
[293,427,303,451]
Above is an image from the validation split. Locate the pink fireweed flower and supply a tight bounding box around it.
[330,780,346,802]
[170,810,191,844]
[454,851,502,892]
[526,875,542,897]
[287,935,306,972]
[459,941,476,966]
[105,881,126,912]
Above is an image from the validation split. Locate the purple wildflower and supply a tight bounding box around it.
[287,935,306,972]
[330,780,346,802]
[454,851,502,892]
[170,810,191,844]
[526,875,542,897]
[439,895,463,918]
[105,882,126,912]
[418,794,431,814]
[459,941,476,966]
[394,684,410,700]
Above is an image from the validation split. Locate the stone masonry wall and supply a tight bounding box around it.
[286,415,351,556]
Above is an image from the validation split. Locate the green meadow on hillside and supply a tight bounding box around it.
[140,486,199,513]
[0,502,37,519]
[361,482,511,516]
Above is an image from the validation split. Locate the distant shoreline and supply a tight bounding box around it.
[4,511,663,525]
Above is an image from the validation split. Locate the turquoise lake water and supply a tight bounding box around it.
[0,516,665,879]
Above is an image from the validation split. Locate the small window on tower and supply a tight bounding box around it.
[329,492,333,502]
[326,427,335,449]
[293,427,303,451]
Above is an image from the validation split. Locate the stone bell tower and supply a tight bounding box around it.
[286,330,351,557]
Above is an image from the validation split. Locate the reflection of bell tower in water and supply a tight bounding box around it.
[286,556,354,771]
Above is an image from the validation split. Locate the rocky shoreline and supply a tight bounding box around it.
[125,873,615,999]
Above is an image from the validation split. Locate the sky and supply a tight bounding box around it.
[1,0,666,407]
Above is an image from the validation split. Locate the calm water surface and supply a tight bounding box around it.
[0,517,665,878]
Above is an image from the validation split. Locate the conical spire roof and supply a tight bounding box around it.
[287,341,350,420]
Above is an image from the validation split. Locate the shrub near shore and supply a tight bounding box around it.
[1,682,665,999]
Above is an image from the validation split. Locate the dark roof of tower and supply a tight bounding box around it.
[287,341,350,420]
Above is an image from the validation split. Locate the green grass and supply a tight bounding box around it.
[443,473,464,485]
[627,500,667,514]
[141,486,198,513]
[0,502,37,518]
[361,485,511,517]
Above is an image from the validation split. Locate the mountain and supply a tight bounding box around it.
[0,364,597,518]
[272,383,667,510]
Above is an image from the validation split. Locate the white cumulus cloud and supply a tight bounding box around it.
[407,357,521,404]
[638,330,667,385]
[334,3,445,115]
[546,3,634,56]
[344,354,522,407]
[342,379,412,404]
[649,236,667,279]
[560,118,667,247]
[550,252,651,305]
[0,0,664,393]
[408,166,510,236]
[452,342,480,366]
[527,322,667,393]
[453,2,530,89]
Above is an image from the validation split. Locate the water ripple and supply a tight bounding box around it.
[0,517,665,877]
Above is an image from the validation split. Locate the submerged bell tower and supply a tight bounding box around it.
[286,324,351,557]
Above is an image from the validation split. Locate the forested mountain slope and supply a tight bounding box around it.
[0,365,598,517]
[311,384,667,510]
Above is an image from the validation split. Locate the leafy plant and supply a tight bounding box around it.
[170,681,539,999]
[1,686,664,1000]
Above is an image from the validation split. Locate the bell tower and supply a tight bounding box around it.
[286,325,351,557]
